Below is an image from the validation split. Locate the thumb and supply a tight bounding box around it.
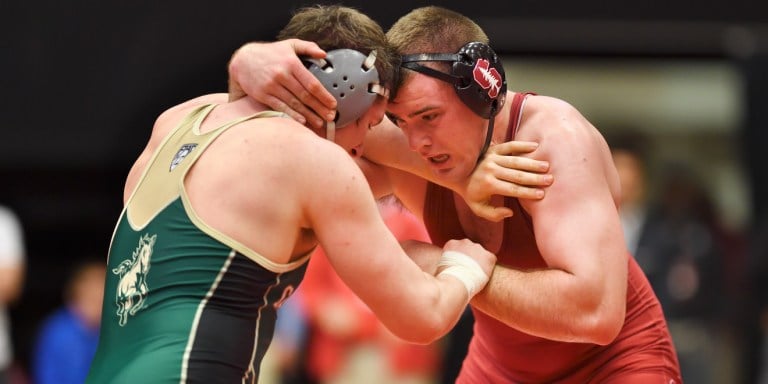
[472,204,514,222]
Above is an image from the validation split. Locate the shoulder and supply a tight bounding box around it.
[525,95,584,127]
[517,94,612,184]
[233,117,363,187]
[149,93,229,140]
[520,94,595,145]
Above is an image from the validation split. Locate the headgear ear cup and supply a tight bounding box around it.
[452,42,507,119]
[303,49,389,141]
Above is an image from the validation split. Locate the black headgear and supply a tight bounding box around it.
[400,42,507,162]
[303,49,389,141]
[400,42,506,119]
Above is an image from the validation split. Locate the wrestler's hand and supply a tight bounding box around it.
[227,39,337,129]
[463,141,553,222]
[439,239,497,296]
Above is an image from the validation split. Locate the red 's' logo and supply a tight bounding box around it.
[472,59,502,98]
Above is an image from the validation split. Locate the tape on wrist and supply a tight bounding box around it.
[437,250,489,298]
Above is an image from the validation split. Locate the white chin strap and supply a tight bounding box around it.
[326,121,336,142]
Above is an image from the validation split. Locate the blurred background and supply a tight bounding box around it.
[1,0,767,383]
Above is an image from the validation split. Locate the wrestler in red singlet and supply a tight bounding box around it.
[424,93,682,384]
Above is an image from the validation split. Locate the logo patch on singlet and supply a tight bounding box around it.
[112,233,156,326]
[170,143,198,171]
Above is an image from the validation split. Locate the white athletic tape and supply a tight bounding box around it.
[437,250,489,298]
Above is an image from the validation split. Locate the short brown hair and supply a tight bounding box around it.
[278,5,397,90]
[386,6,489,95]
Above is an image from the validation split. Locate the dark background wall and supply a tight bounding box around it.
[2,0,767,379]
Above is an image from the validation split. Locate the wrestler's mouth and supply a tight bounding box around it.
[428,154,449,164]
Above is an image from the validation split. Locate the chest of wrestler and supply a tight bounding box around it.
[423,183,545,269]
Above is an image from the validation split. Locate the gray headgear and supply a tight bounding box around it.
[304,49,389,141]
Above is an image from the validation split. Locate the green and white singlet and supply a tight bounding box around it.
[86,105,310,383]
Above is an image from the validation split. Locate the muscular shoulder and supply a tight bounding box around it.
[517,94,603,159]
[521,95,587,135]
[517,94,620,204]
[231,117,365,190]
[253,122,375,227]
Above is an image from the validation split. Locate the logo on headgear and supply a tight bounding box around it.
[472,59,502,99]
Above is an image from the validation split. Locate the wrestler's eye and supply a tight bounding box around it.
[421,113,438,123]
[385,113,402,127]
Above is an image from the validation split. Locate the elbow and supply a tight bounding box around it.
[388,314,449,345]
[580,304,625,345]
[399,331,443,345]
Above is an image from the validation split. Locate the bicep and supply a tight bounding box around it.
[522,130,626,277]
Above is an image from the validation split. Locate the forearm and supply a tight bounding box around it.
[378,270,470,344]
[373,243,468,344]
[470,265,623,345]
[373,244,491,344]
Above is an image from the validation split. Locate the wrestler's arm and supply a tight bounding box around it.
[354,156,446,275]
[470,98,628,345]
[363,117,552,221]
[302,141,496,344]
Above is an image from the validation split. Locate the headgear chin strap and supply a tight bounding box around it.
[401,42,506,162]
[303,49,389,142]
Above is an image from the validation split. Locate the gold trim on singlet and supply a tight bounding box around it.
[123,104,310,272]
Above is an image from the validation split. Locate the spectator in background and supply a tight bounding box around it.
[32,260,105,384]
[611,137,729,383]
[0,205,25,384]
[609,134,651,258]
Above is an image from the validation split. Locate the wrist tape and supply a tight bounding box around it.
[437,250,489,298]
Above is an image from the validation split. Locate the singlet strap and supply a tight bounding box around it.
[505,92,536,141]
[126,105,286,229]
[500,92,537,240]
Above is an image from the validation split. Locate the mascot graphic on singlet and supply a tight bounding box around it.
[113,233,156,326]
